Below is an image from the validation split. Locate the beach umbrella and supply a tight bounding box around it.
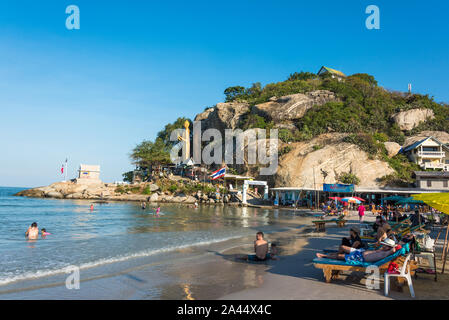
[412,193,449,273]
[341,197,361,204]
[328,197,341,201]
[353,197,365,202]
[382,195,406,202]
[396,197,424,205]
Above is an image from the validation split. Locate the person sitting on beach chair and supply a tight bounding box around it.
[316,239,399,263]
[248,231,270,261]
[341,227,365,251]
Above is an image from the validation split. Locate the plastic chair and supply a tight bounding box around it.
[384,253,415,298]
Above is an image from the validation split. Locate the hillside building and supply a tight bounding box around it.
[401,136,449,171]
[317,66,346,81]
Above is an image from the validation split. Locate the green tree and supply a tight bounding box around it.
[336,172,360,185]
[224,86,246,102]
[287,71,317,81]
[122,171,134,183]
[130,137,171,169]
[156,117,192,146]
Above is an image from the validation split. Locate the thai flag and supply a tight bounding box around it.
[210,167,226,180]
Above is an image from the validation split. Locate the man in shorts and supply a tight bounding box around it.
[316,238,398,263]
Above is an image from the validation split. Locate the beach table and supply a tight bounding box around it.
[312,218,347,232]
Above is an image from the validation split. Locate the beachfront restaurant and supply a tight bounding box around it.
[271,184,449,208]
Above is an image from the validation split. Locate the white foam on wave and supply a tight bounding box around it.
[0,235,243,286]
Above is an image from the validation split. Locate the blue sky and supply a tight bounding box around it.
[0,0,448,187]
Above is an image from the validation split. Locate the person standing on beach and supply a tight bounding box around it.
[357,204,365,224]
[25,222,39,240]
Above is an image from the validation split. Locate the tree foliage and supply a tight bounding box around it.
[130,138,171,169]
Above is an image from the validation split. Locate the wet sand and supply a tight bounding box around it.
[1,210,448,300]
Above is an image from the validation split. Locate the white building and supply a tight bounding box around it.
[402,136,449,171]
[77,164,102,184]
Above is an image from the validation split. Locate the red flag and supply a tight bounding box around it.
[61,165,64,174]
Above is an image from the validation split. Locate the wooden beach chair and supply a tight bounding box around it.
[313,244,416,283]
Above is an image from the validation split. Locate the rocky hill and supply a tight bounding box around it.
[193,71,449,188]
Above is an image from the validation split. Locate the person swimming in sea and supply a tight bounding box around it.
[141,202,147,210]
[25,222,39,240]
[41,228,51,238]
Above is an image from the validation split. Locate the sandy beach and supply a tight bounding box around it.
[1,207,448,300]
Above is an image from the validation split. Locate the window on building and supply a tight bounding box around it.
[427,180,432,187]
[444,180,448,188]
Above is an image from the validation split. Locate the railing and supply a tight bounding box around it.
[417,151,445,157]
[421,162,445,170]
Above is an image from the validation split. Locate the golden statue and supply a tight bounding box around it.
[177,120,190,162]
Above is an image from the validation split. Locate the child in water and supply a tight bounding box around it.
[155,207,161,217]
[41,228,51,238]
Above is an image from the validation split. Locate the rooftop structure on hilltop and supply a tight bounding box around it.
[317,66,346,80]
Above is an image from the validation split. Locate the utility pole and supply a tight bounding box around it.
[313,166,317,211]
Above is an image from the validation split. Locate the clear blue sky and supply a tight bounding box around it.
[0,0,448,187]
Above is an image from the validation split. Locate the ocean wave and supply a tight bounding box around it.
[0,235,243,286]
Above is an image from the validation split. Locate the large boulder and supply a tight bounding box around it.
[384,142,402,157]
[149,193,159,202]
[253,90,337,122]
[391,108,435,131]
[46,191,64,199]
[275,134,395,188]
[194,102,250,134]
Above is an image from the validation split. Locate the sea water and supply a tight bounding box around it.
[0,186,305,294]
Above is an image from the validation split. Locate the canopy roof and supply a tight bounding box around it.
[412,193,449,215]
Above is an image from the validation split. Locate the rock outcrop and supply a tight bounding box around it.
[384,142,402,157]
[391,108,435,131]
[274,134,395,188]
[194,102,250,133]
[253,90,337,122]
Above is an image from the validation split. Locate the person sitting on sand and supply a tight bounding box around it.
[248,231,269,261]
[270,243,279,260]
[316,238,398,263]
[25,222,39,240]
[341,227,364,250]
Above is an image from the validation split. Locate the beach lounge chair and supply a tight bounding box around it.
[313,243,414,283]
[384,253,415,298]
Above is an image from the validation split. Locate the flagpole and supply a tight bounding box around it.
[65,158,68,182]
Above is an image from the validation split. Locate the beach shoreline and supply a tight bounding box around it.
[1,206,448,300]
